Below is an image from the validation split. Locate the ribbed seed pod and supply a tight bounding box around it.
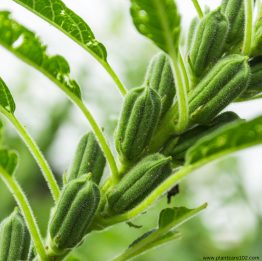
[238,56,262,100]
[144,53,176,117]
[48,175,100,253]
[107,154,172,215]
[115,87,161,162]
[189,8,229,78]
[162,111,240,161]
[221,0,245,45]
[0,208,31,261]
[67,132,106,184]
[188,54,250,124]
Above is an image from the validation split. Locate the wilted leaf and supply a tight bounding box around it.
[130,0,181,55]
[186,116,262,165]
[12,0,107,60]
[0,11,81,98]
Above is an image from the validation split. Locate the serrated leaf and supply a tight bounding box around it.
[0,149,19,175]
[12,0,107,60]
[115,204,206,261]
[0,77,16,114]
[186,116,262,165]
[130,0,181,54]
[0,11,81,98]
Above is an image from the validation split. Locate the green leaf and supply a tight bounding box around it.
[130,0,181,55]
[0,11,81,98]
[0,149,19,175]
[114,204,206,261]
[0,77,16,114]
[12,0,107,60]
[157,203,207,231]
[186,116,262,165]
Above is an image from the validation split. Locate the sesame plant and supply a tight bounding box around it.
[0,0,262,260]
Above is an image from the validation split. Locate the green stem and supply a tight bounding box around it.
[100,60,127,96]
[243,0,254,55]
[0,43,119,183]
[179,50,190,92]
[170,54,189,133]
[0,169,47,260]
[191,0,204,19]
[71,96,119,183]
[1,110,60,202]
[12,0,127,97]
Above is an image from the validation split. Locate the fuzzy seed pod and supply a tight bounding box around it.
[107,153,172,215]
[0,208,31,261]
[67,132,106,184]
[48,175,100,253]
[162,111,240,162]
[144,53,176,117]
[188,54,250,124]
[221,0,245,45]
[115,87,161,163]
[189,8,229,78]
[238,56,262,100]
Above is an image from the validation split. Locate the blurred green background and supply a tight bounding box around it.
[0,0,262,260]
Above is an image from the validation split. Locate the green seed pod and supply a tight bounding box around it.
[221,0,245,45]
[115,87,161,163]
[107,153,172,215]
[189,8,229,78]
[48,175,100,253]
[162,111,240,162]
[0,208,31,261]
[67,132,106,184]
[188,54,250,124]
[144,53,176,117]
[238,56,262,100]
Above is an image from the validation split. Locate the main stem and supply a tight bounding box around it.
[2,111,60,202]
[243,0,254,55]
[191,0,204,19]
[0,170,47,260]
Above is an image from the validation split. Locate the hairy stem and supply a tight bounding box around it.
[1,111,60,202]
[170,54,189,133]
[71,96,119,183]
[100,60,127,96]
[179,50,190,92]
[0,169,47,260]
[243,0,254,55]
[191,0,204,19]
